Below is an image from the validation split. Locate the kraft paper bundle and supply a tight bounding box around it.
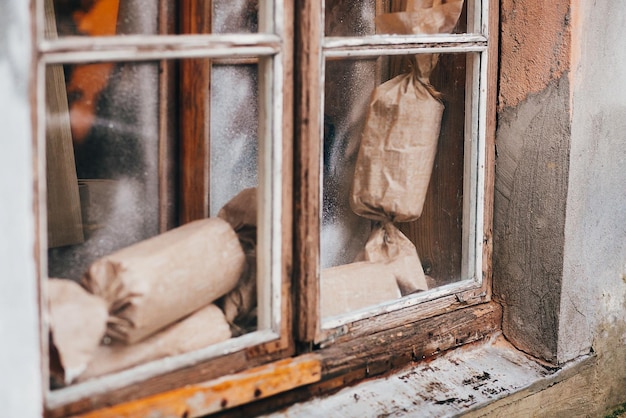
[217,188,258,334]
[350,72,444,223]
[344,0,465,300]
[376,0,464,85]
[357,222,428,295]
[82,217,245,344]
[48,278,108,385]
[321,262,401,318]
[78,304,231,381]
[351,0,464,223]
[376,0,464,37]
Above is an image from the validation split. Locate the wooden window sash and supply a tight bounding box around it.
[38,0,295,415]
[295,0,497,346]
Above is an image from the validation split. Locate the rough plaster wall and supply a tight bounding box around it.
[0,1,44,417]
[560,1,626,363]
[493,78,570,364]
[494,0,572,363]
[498,0,571,111]
[486,1,626,414]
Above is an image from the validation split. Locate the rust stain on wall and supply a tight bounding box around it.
[499,0,571,110]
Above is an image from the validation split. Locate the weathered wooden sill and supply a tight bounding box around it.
[60,303,501,417]
[260,334,595,418]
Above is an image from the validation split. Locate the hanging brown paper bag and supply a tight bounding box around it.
[351,0,465,223]
[350,72,443,223]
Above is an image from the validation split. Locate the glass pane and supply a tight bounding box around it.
[320,52,472,322]
[214,0,259,34]
[325,0,468,37]
[49,0,158,37]
[210,61,259,215]
[47,0,262,37]
[46,58,265,389]
[47,61,160,280]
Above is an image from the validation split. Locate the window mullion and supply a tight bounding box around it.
[294,0,324,344]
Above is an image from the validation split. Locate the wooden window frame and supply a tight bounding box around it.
[294,0,498,346]
[37,0,498,416]
[38,1,296,416]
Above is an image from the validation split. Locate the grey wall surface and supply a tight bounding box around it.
[559,2,626,362]
[0,0,44,417]
[493,76,571,363]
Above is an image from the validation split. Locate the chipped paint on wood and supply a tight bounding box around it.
[262,335,587,418]
[75,355,321,418]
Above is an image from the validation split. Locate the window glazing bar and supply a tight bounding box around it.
[40,34,282,64]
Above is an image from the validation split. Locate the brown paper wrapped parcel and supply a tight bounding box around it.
[350,72,444,223]
[217,188,258,333]
[78,304,231,380]
[48,278,108,385]
[321,262,401,318]
[351,0,464,222]
[82,217,245,344]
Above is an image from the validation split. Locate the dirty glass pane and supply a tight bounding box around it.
[49,0,158,38]
[210,62,259,215]
[46,61,160,280]
[214,0,259,34]
[320,52,471,322]
[45,58,263,389]
[48,0,262,37]
[324,0,469,37]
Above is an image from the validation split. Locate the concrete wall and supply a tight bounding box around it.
[0,1,44,417]
[491,0,626,414]
[494,0,573,364]
[560,0,626,364]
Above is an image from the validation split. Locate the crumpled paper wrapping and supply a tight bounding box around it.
[350,72,444,223]
[82,217,245,344]
[356,222,428,294]
[78,304,231,381]
[375,0,464,86]
[376,0,464,36]
[345,0,465,298]
[217,187,258,335]
[321,261,401,318]
[48,278,108,385]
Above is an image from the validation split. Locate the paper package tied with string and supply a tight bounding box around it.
[348,0,464,295]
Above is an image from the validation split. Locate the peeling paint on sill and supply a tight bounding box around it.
[263,334,593,418]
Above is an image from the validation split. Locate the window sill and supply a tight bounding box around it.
[262,334,594,417]
[50,303,502,417]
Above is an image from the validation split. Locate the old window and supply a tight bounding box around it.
[296,0,495,346]
[39,0,496,416]
[42,0,294,414]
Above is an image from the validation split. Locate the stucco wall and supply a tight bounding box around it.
[560,0,626,364]
[494,0,573,364]
[491,0,626,415]
[0,0,44,417]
